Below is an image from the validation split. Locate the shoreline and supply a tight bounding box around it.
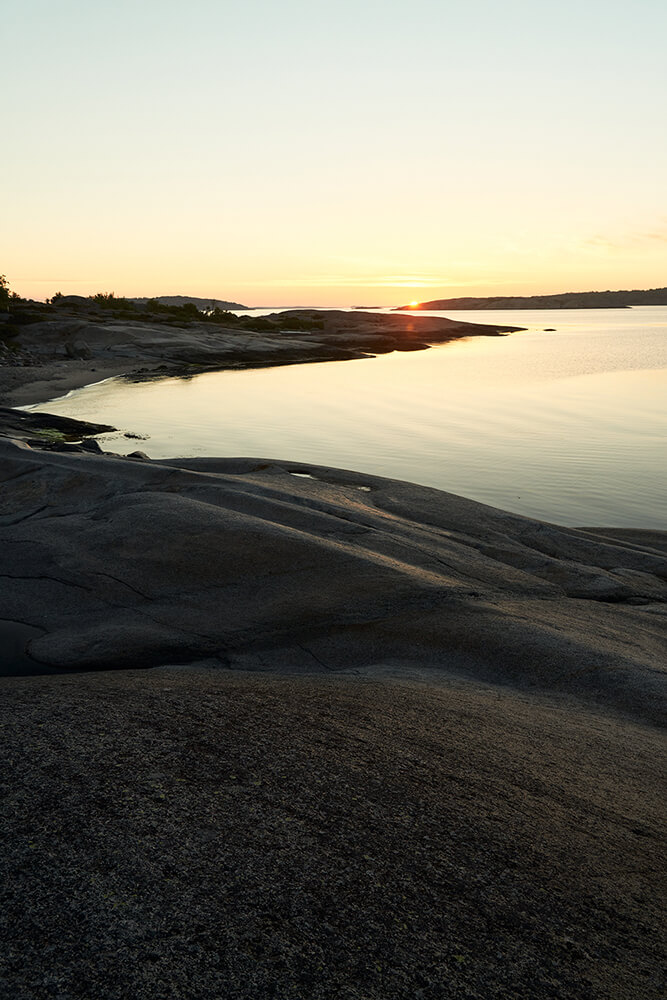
[2,308,665,696]
[0,306,522,415]
[1,310,665,998]
[1,440,665,720]
[2,358,136,408]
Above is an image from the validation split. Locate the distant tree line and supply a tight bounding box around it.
[397,287,667,311]
[1,278,324,334]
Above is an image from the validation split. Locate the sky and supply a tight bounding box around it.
[3,0,666,306]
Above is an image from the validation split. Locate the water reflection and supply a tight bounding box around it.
[27,309,667,528]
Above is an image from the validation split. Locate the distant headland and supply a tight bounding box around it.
[130,295,249,311]
[396,286,667,311]
[0,275,523,416]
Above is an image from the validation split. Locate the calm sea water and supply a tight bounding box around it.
[27,307,667,528]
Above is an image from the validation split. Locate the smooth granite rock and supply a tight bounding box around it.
[0,438,664,724]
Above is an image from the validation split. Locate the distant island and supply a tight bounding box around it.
[395,286,667,310]
[131,295,249,310]
[0,274,524,418]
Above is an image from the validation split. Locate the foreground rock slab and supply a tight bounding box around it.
[0,669,664,999]
[1,441,665,998]
[0,439,665,723]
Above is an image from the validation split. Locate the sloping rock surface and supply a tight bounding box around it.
[4,309,522,371]
[1,668,664,1000]
[0,439,665,723]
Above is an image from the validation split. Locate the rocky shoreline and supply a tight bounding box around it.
[0,306,523,446]
[0,305,522,413]
[0,311,665,999]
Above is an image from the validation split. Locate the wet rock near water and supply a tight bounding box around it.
[0,406,115,444]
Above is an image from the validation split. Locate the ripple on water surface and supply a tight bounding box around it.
[23,309,667,529]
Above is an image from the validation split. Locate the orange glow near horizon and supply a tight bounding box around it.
[4,3,666,314]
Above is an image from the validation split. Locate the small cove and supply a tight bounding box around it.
[26,307,667,529]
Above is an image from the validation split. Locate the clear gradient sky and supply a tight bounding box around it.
[4,0,666,306]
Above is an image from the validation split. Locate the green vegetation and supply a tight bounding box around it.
[1,275,325,334]
[30,428,68,443]
[91,291,119,306]
[1,273,49,329]
[1,275,30,340]
[91,292,139,316]
[64,295,326,332]
[0,274,21,309]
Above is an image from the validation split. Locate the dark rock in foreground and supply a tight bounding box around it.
[0,439,664,724]
[1,441,665,999]
[1,667,664,1000]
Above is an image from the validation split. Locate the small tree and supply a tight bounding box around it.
[0,274,21,309]
[92,291,117,306]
